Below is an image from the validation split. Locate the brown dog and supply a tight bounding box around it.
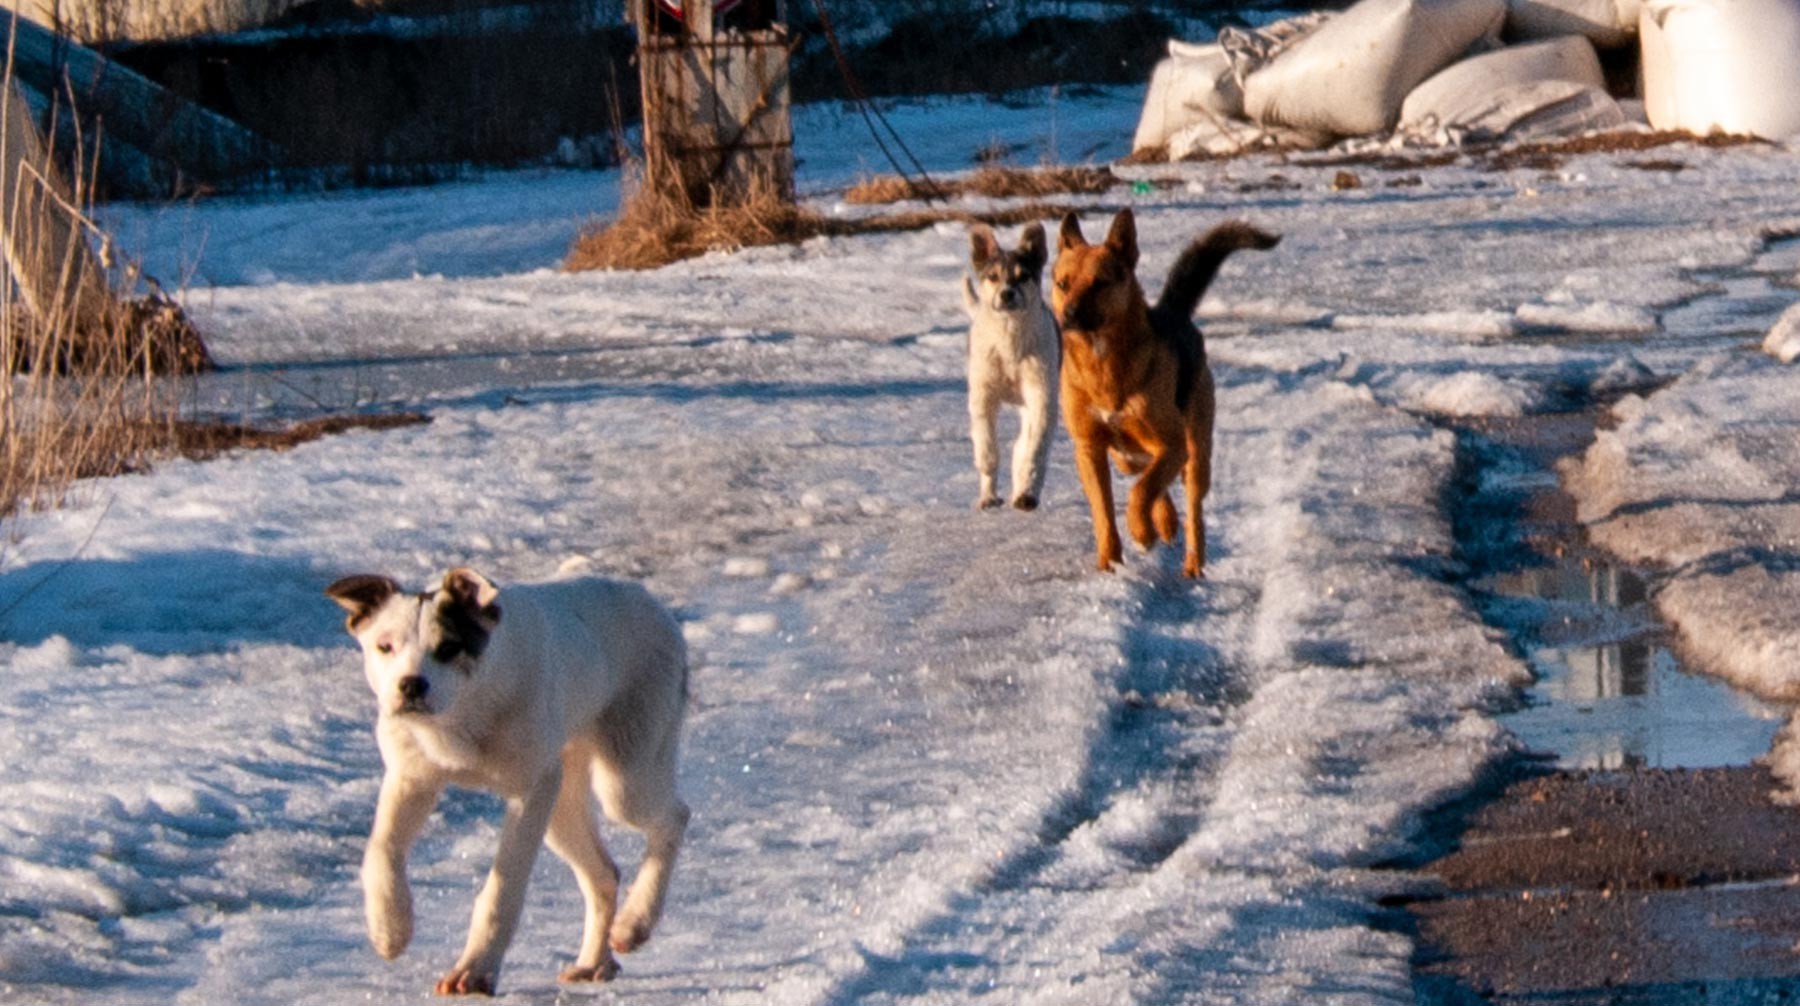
[1051,209,1279,577]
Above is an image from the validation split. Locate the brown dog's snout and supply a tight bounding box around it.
[1059,295,1098,332]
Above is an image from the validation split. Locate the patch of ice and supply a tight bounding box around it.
[1516,300,1658,335]
[732,612,780,635]
[722,557,773,578]
[1763,302,1800,363]
[1410,372,1541,418]
[1334,310,1519,339]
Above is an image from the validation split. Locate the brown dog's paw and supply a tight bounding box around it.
[1011,493,1039,512]
[434,970,496,996]
[559,959,621,984]
[1126,506,1158,551]
[1183,553,1205,579]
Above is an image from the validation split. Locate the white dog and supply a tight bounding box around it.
[962,221,1061,511]
[326,567,688,997]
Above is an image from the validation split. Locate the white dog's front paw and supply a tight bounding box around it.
[609,912,655,954]
[559,958,621,984]
[363,862,414,959]
[975,493,1003,511]
[434,968,497,996]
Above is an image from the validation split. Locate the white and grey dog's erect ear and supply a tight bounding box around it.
[441,567,503,632]
[326,574,402,633]
[968,223,1001,271]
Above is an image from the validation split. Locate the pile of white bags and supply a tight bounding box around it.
[1506,0,1639,46]
[1131,0,1800,158]
[1241,0,1505,138]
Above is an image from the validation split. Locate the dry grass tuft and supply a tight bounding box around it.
[1480,129,1767,172]
[163,412,430,460]
[567,165,1097,272]
[842,174,923,205]
[566,172,824,272]
[844,164,1118,205]
[8,293,214,377]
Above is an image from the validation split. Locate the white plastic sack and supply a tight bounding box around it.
[1505,0,1638,47]
[1401,36,1606,133]
[1166,117,1330,160]
[1242,0,1507,138]
[1443,80,1629,142]
[1132,42,1242,153]
[1640,0,1800,140]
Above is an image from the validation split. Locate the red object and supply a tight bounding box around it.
[654,0,745,18]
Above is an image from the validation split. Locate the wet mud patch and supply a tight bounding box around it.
[1409,767,1800,1005]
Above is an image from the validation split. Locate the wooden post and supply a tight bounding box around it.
[635,0,794,209]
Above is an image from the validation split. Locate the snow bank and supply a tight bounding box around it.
[1568,356,1800,706]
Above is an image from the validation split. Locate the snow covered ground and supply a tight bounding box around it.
[7,87,1800,1003]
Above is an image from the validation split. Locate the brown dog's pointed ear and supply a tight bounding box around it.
[1017,222,1048,274]
[442,567,502,630]
[326,574,401,633]
[968,224,1000,270]
[1058,212,1088,251]
[1105,208,1139,268]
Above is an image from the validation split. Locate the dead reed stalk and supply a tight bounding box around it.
[0,56,211,531]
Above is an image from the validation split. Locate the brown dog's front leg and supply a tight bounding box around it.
[1126,442,1187,552]
[1071,431,1122,571]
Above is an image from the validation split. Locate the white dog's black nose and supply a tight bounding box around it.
[398,676,428,701]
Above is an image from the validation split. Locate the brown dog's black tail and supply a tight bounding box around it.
[1153,221,1281,322]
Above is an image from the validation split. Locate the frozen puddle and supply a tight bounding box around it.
[1451,412,1784,769]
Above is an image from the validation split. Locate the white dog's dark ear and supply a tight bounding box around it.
[1058,212,1087,252]
[1105,208,1139,268]
[442,567,502,630]
[1017,222,1047,274]
[326,574,402,633]
[968,224,1000,270]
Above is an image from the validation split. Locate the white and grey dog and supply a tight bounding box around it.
[962,221,1061,511]
[326,567,688,997]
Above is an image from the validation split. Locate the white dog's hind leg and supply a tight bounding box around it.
[547,747,623,983]
[362,769,444,961]
[969,383,1003,510]
[439,766,562,996]
[593,744,689,954]
[1010,375,1055,511]
[610,798,689,954]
